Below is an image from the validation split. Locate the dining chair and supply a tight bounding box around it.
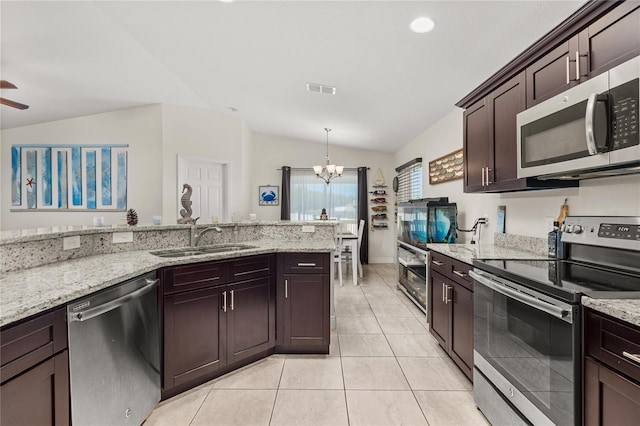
[342,219,365,281]
[333,231,343,286]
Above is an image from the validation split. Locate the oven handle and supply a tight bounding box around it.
[469,270,570,321]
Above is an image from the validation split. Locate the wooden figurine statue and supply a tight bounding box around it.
[177,183,196,224]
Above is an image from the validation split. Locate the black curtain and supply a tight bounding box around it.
[357,166,368,265]
[280,166,291,220]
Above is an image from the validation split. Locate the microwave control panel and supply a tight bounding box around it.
[610,78,639,150]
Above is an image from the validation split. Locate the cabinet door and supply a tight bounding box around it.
[0,350,69,426]
[584,357,640,426]
[489,72,526,190]
[281,273,330,349]
[428,271,449,349]
[226,276,275,364]
[525,36,579,107]
[450,281,473,380]
[580,2,640,81]
[164,286,225,390]
[463,98,491,193]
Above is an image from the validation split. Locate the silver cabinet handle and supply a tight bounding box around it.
[222,291,227,313]
[297,263,316,267]
[453,270,467,278]
[485,167,492,185]
[432,260,444,266]
[285,279,288,299]
[230,289,234,311]
[442,282,446,303]
[566,56,571,85]
[481,167,485,186]
[575,51,580,81]
[69,278,158,322]
[622,351,640,365]
[445,285,452,304]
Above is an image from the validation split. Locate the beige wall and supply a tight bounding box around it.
[394,108,640,243]
[1,105,164,229]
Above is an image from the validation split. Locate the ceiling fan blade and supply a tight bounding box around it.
[0,97,29,110]
[0,80,18,89]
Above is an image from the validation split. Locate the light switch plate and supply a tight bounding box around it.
[113,232,134,243]
[302,225,315,233]
[63,236,81,250]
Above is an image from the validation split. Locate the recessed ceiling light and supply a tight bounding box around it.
[410,17,435,34]
[218,0,235,3]
[306,82,336,95]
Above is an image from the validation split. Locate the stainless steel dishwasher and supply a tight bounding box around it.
[67,272,160,425]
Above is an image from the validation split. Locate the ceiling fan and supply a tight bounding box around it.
[1,80,29,110]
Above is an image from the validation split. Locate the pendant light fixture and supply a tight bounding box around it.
[313,128,344,184]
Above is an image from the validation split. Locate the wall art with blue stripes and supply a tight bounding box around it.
[11,144,129,211]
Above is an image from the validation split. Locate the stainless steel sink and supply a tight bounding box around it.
[151,244,257,258]
[150,248,205,258]
[197,244,256,253]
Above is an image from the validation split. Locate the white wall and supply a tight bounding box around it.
[394,108,640,243]
[1,105,164,229]
[250,133,397,263]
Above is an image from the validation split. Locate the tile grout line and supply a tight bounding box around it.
[267,357,286,425]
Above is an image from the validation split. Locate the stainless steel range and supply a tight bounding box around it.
[471,216,640,426]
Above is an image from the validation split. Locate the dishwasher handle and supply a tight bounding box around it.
[69,278,159,322]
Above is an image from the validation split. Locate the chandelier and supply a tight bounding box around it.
[313,128,344,184]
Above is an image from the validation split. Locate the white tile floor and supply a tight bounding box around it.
[145,263,490,426]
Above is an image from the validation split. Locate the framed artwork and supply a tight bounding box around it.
[428,148,464,185]
[259,185,279,206]
[11,144,128,211]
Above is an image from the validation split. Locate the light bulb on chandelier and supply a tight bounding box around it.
[314,128,344,184]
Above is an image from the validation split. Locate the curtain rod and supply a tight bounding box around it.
[276,167,370,171]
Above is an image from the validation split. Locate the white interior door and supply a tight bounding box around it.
[177,156,228,223]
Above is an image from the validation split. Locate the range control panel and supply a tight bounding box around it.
[561,216,640,251]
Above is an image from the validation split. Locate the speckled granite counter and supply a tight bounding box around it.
[582,297,640,328]
[1,238,334,327]
[426,243,550,264]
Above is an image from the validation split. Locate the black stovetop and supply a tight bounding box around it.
[472,258,640,304]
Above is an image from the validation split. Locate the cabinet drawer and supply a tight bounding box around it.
[283,253,329,274]
[449,259,473,290]
[162,260,229,294]
[585,309,640,383]
[429,251,449,277]
[229,254,275,282]
[1,307,67,384]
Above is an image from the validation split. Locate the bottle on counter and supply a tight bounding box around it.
[548,221,559,258]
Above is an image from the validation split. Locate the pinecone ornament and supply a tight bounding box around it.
[126,209,138,226]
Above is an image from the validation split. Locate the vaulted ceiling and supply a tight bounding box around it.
[0,1,586,153]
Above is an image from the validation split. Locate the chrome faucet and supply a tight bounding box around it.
[191,226,223,247]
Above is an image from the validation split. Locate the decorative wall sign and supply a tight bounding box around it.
[429,148,464,185]
[259,185,279,206]
[11,144,128,211]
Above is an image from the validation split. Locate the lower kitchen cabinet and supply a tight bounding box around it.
[583,308,640,425]
[428,252,473,380]
[277,253,331,353]
[162,255,276,397]
[0,307,69,426]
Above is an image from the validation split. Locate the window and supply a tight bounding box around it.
[290,169,358,222]
[395,158,422,203]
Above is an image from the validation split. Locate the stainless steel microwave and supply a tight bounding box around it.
[517,56,639,180]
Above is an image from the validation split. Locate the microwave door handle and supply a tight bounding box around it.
[585,93,609,155]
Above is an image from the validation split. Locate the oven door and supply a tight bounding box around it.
[470,269,580,426]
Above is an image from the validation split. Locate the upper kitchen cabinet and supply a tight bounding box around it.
[527,1,640,107]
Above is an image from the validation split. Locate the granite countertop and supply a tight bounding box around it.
[426,243,550,264]
[0,240,334,327]
[582,297,640,328]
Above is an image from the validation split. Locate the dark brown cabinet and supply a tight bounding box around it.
[162,255,276,397]
[428,252,473,380]
[277,253,331,353]
[527,2,640,108]
[0,307,69,426]
[583,308,640,426]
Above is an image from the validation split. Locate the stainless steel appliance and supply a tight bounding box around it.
[472,216,640,426]
[397,198,457,312]
[517,56,639,180]
[67,272,160,425]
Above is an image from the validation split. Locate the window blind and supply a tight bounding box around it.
[395,158,422,203]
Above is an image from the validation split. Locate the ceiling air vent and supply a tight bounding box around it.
[306,82,336,95]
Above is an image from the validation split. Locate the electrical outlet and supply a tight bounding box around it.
[112,232,134,244]
[546,217,555,232]
[302,225,315,233]
[63,236,81,250]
